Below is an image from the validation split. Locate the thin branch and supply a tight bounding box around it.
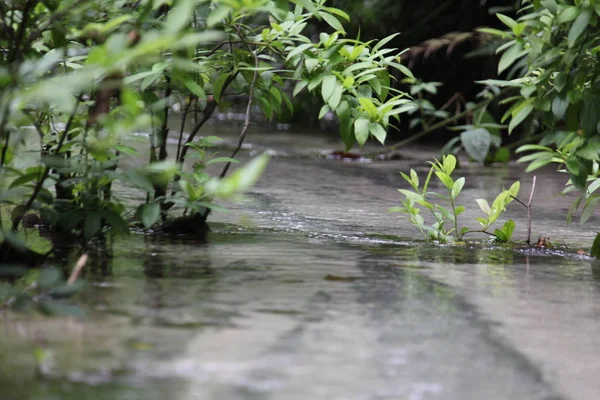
[158,76,172,162]
[218,55,259,179]
[461,229,498,239]
[176,97,193,162]
[509,195,527,208]
[177,73,237,164]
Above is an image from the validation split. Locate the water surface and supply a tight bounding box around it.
[2,125,599,400]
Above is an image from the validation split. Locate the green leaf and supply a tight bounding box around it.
[206,157,239,165]
[568,9,591,47]
[286,43,314,61]
[558,6,580,24]
[165,0,195,34]
[321,75,337,102]
[552,96,569,119]
[38,268,62,290]
[410,169,419,188]
[516,144,553,153]
[100,209,129,235]
[319,12,345,33]
[84,211,102,239]
[369,123,386,144]
[588,178,600,195]
[207,6,232,27]
[460,128,492,162]
[9,171,41,189]
[318,104,330,119]
[328,82,343,110]
[358,97,379,120]
[373,32,401,52]
[498,220,515,242]
[183,79,206,100]
[451,177,465,199]
[497,13,517,29]
[398,189,426,205]
[509,103,534,134]
[508,181,520,199]
[323,6,350,21]
[581,195,600,223]
[476,199,492,215]
[354,118,370,146]
[293,81,308,97]
[387,62,414,78]
[139,202,161,229]
[442,154,457,174]
[290,0,317,13]
[38,302,86,319]
[205,154,270,197]
[435,171,454,189]
[494,228,507,242]
[592,232,600,258]
[213,73,230,102]
[498,43,524,74]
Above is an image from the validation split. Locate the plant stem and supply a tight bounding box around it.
[509,175,536,244]
[176,97,193,162]
[202,49,260,220]
[526,176,536,245]
[154,76,172,202]
[449,190,460,239]
[461,230,499,239]
[11,98,80,231]
[177,73,237,164]
[218,58,258,180]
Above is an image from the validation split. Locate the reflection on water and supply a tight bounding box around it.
[2,127,599,400]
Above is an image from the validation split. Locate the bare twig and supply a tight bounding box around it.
[67,254,88,285]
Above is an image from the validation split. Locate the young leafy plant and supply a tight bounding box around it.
[390,154,520,243]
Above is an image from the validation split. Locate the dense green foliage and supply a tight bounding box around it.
[482,0,600,222]
[0,0,416,260]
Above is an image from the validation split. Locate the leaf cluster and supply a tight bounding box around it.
[486,0,600,221]
[391,154,520,243]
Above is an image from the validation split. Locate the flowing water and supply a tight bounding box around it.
[2,123,600,400]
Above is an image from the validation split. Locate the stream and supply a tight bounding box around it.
[2,122,600,400]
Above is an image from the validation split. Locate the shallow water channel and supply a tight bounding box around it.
[3,124,600,400]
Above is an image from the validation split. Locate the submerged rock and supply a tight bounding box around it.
[155,214,210,239]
